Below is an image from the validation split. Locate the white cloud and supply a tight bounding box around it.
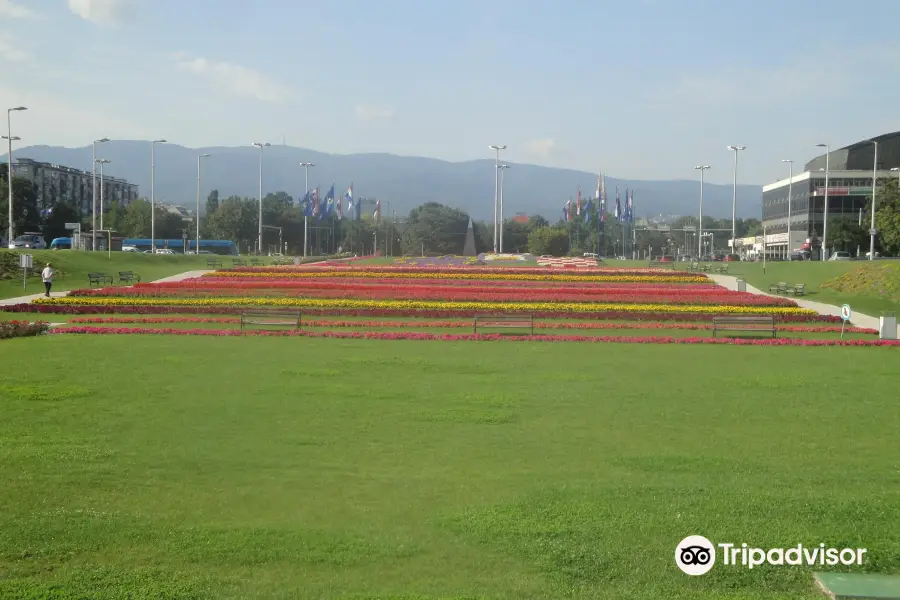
[524,138,556,158]
[354,105,393,121]
[0,35,29,62]
[172,52,295,104]
[0,0,32,18]
[67,0,134,25]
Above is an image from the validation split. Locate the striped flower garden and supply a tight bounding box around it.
[4,260,897,345]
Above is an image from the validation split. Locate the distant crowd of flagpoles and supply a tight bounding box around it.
[296,176,384,257]
[559,171,636,257]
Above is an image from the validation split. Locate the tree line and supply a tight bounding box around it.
[3,164,900,256]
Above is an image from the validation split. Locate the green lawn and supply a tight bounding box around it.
[0,251,283,300]
[1,336,898,599]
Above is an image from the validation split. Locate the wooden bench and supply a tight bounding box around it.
[118,271,141,284]
[240,308,302,331]
[791,283,806,297]
[715,264,729,274]
[768,281,788,294]
[232,259,246,267]
[648,261,675,269]
[250,258,263,266]
[474,313,534,335]
[712,315,776,338]
[206,258,223,268]
[87,272,113,286]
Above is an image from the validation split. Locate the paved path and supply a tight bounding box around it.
[707,273,897,336]
[0,270,214,306]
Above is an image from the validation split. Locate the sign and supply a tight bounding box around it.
[814,187,874,197]
[841,304,852,321]
[870,228,878,235]
[683,226,696,232]
[840,304,852,340]
[19,254,32,269]
[64,222,80,230]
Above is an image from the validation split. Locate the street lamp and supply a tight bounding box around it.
[727,145,746,250]
[694,165,710,258]
[5,106,26,248]
[498,164,510,253]
[782,159,793,255]
[815,143,830,260]
[869,140,878,261]
[94,159,111,231]
[253,142,271,255]
[91,137,110,250]
[300,161,315,257]
[196,153,210,254]
[488,144,507,253]
[150,139,167,252]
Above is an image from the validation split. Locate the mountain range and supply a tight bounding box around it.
[5,142,763,220]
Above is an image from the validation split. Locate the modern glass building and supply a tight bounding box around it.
[760,131,900,259]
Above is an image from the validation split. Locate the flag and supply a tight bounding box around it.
[576,186,582,216]
[615,186,621,222]
[565,200,571,222]
[301,191,314,217]
[320,184,335,220]
[336,188,343,220]
[601,175,607,222]
[311,187,320,218]
[627,189,634,222]
[583,197,592,224]
[374,199,381,222]
[344,184,354,219]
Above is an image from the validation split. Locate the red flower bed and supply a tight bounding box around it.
[221,265,701,277]
[48,326,900,346]
[2,303,842,322]
[1,320,50,339]
[68,315,878,334]
[162,277,721,290]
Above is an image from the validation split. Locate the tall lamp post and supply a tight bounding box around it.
[694,165,710,258]
[300,161,315,257]
[488,144,506,253]
[5,106,27,248]
[782,159,793,257]
[727,145,746,252]
[90,137,109,251]
[196,153,210,254]
[815,143,830,260]
[498,163,510,253]
[94,158,111,231]
[150,139,167,252]
[869,140,878,261]
[253,142,271,255]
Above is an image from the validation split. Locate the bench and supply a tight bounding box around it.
[791,283,806,297]
[232,259,246,267]
[250,259,263,266]
[715,264,729,274]
[240,308,302,331]
[700,264,712,272]
[118,271,141,284]
[206,258,223,268]
[768,281,788,294]
[87,272,113,286]
[712,315,777,338]
[648,261,675,269]
[474,313,534,335]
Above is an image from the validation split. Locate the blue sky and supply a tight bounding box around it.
[3,0,900,185]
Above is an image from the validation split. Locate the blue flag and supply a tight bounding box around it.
[615,186,621,222]
[583,197,592,223]
[319,184,335,220]
[301,191,314,217]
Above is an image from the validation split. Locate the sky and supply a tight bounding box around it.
[2,0,900,186]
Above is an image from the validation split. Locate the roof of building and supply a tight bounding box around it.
[805,131,900,172]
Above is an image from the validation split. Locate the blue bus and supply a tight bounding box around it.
[50,237,73,250]
[123,239,239,256]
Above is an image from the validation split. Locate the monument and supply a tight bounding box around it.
[463,218,476,256]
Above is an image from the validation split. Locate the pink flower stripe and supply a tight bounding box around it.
[67,285,794,306]
[158,277,722,290]
[67,315,878,334]
[48,326,900,346]
[218,266,702,277]
[1,303,842,322]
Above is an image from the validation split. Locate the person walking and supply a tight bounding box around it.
[41,262,54,297]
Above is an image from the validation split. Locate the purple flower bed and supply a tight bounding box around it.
[395,255,482,267]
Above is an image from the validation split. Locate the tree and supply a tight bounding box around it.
[0,165,40,239]
[527,226,569,256]
[41,203,82,242]
[401,202,469,255]
[874,177,900,256]
[206,189,219,215]
[826,217,868,254]
[120,199,153,237]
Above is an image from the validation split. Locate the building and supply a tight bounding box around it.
[12,158,139,221]
[758,131,900,259]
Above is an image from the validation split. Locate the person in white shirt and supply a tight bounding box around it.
[41,262,54,297]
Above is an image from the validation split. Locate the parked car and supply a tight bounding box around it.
[9,233,47,249]
[122,245,141,252]
[153,248,176,255]
[790,250,811,261]
[724,254,741,262]
[829,251,852,261]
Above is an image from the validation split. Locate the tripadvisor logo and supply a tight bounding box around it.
[675,536,867,576]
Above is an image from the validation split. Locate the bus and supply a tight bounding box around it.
[50,237,73,250]
[122,239,240,256]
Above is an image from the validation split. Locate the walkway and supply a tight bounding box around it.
[0,270,214,306]
[707,273,897,336]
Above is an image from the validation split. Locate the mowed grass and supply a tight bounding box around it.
[1,336,899,599]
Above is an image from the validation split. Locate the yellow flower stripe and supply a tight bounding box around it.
[34,296,817,315]
[208,271,709,283]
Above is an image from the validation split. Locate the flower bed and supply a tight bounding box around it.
[209,270,709,283]
[48,326,900,346]
[1,320,50,340]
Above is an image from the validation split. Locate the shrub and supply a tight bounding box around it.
[0,320,50,340]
